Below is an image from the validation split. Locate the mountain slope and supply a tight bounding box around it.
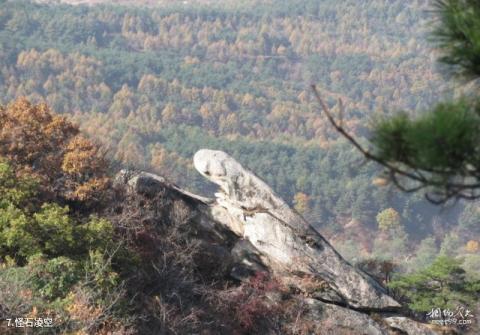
[1,0,477,274]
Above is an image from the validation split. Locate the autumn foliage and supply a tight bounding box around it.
[465,240,479,253]
[0,98,109,203]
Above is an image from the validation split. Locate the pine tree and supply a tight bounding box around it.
[313,0,480,203]
[389,255,480,313]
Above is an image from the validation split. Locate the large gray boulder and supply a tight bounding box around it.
[384,317,440,335]
[194,149,399,310]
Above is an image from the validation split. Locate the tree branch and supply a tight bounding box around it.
[311,84,480,203]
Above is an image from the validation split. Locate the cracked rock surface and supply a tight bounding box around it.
[194,149,398,310]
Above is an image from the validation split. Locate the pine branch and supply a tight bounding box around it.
[311,85,480,203]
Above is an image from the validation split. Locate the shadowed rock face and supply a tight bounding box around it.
[194,149,399,310]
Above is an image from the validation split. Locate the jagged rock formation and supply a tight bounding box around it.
[194,149,398,310]
[116,149,442,335]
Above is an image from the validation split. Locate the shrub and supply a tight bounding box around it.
[0,101,131,334]
[389,255,480,313]
[28,255,83,300]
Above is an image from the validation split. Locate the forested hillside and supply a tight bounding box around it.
[1,0,479,272]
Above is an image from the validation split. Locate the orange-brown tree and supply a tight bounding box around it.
[0,98,109,203]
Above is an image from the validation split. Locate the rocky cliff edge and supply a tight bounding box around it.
[115,149,446,335]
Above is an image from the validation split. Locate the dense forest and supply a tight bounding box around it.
[0,0,479,276]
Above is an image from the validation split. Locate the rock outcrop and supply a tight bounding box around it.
[194,149,398,310]
[115,149,443,335]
